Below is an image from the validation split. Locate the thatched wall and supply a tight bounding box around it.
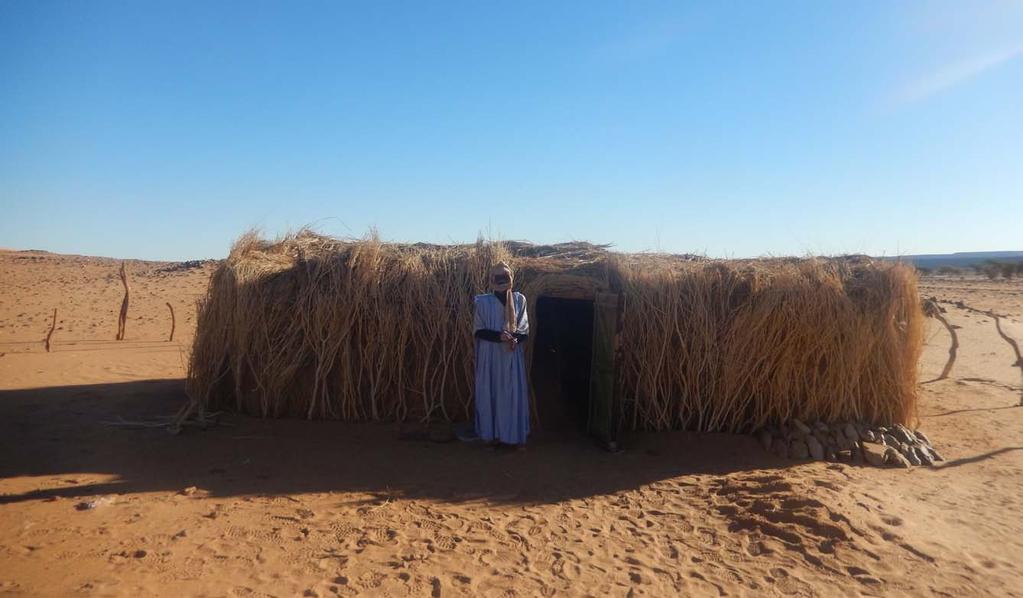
[187,231,923,432]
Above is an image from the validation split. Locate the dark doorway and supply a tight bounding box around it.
[531,296,594,436]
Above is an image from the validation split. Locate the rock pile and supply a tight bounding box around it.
[755,420,943,467]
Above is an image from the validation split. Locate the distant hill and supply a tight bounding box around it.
[882,251,1023,270]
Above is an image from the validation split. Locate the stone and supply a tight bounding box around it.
[883,447,911,468]
[771,438,789,459]
[862,429,879,443]
[806,435,825,461]
[825,451,837,462]
[914,429,933,446]
[75,496,115,511]
[901,445,921,466]
[891,425,916,445]
[882,433,900,448]
[813,421,829,433]
[836,449,852,462]
[757,429,773,452]
[791,419,811,435]
[843,423,859,442]
[926,446,944,462]
[861,442,886,467]
[789,438,809,460]
[915,446,934,466]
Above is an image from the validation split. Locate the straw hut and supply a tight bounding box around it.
[187,231,923,444]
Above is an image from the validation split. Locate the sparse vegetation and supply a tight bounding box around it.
[973,259,1023,280]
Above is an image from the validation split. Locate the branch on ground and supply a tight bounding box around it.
[930,297,1023,406]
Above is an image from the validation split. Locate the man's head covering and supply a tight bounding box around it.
[490,262,516,332]
[489,262,513,292]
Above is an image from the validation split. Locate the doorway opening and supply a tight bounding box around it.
[531,296,594,436]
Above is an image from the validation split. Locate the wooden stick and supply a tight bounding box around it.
[166,302,176,342]
[933,298,1023,405]
[168,397,212,434]
[45,308,57,352]
[990,314,1023,368]
[116,262,130,341]
[922,299,957,381]
[991,314,1023,406]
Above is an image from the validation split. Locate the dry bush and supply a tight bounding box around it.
[188,231,923,431]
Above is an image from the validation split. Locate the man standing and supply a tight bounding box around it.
[472,262,530,447]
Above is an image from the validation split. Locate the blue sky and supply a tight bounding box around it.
[2,1,1021,260]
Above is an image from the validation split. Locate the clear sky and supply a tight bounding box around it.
[2,1,1021,261]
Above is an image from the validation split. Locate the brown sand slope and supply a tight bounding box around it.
[0,250,1021,597]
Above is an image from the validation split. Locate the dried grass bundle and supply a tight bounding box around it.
[187,231,922,431]
[612,256,922,431]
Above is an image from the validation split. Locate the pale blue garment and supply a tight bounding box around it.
[473,292,530,444]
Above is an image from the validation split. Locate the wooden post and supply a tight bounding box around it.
[929,298,1022,405]
[45,308,57,352]
[166,302,176,342]
[990,313,1023,406]
[923,300,958,381]
[116,262,130,341]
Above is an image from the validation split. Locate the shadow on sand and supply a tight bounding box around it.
[0,379,794,507]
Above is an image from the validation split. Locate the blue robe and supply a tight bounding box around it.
[473,292,530,444]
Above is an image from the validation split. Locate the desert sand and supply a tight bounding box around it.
[1,250,1021,597]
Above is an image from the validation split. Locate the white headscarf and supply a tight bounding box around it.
[490,262,515,332]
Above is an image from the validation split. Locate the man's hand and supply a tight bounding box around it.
[501,330,517,351]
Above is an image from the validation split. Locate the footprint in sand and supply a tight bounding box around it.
[430,534,457,551]
[766,567,812,595]
[744,536,769,557]
[328,521,360,542]
[697,527,718,546]
[846,566,883,585]
[367,526,398,545]
[880,515,904,526]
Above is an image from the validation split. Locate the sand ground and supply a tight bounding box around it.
[1,251,1021,597]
